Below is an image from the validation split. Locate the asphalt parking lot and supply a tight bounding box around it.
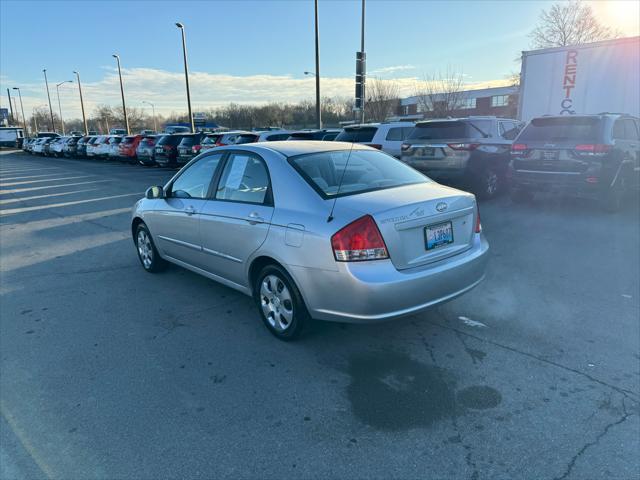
[1,149,638,480]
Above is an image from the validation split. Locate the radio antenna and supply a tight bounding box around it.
[327,142,355,222]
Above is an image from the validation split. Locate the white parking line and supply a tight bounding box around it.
[0,192,143,216]
[458,316,488,328]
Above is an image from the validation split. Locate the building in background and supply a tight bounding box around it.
[392,85,519,121]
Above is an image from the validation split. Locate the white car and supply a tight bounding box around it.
[335,122,415,157]
[254,130,292,142]
[95,136,113,158]
[48,137,68,157]
[108,136,124,159]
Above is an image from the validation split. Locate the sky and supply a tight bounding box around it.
[1,0,638,120]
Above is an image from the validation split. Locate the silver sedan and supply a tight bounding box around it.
[131,141,489,340]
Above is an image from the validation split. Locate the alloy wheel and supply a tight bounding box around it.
[137,230,153,269]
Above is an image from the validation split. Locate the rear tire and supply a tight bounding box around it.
[475,165,502,199]
[254,264,310,341]
[602,175,626,213]
[134,223,167,273]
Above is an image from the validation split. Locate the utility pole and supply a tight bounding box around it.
[74,71,88,135]
[6,88,14,122]
[43,69,56,132]
[12,88,28,136]
[354,0,366,124]
[112,54,130,134]
[176,23,195,133]
[314,0,322,129]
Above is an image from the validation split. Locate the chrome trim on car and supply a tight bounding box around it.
[157,235,201,251]
[202,247,242,263]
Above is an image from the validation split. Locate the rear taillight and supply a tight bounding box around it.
[366,143,382,150]
[448,143,479,151]
[163,145,172,151]
[331,215,389,262]
[401,143,410,151]
[475,204,482,234]
[511,143,527,151]
[575,144,611,156]
[192,145,202,154]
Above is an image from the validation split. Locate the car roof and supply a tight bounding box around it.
[232,140,372,158]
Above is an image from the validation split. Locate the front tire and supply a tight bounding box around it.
[254,265,309,340]
[135,223,167,272]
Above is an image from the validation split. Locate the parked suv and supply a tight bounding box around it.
[400,117,522,198]
[335,122,415,157]
[176,132,211,165]
[137,135,157,166]
[510,114,640,211]
[287,129,341,141]
[155,133,190,167]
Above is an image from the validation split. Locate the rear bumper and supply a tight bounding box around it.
[512,170,603,197]
[291,233,489,323]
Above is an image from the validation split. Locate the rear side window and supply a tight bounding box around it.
[408,121,490,140]
[234,134,259,144]
[157,135,183,146]
[289,149,428,198]
[322,132,338,141]
[265,133,290,141]
[335,127,378,143]
[122,137,135,144]
[624,119,639,140]
[518,117,601,142]
[215,154,270,204]
[385,127,413,141]
[288,132,315,140]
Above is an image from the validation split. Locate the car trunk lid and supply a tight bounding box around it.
[333,183,477,270]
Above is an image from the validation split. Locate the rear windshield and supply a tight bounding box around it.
[157,135,184,146]
[288,132,316,140]
[518,117,602,142]
[335,127,378,143]
[289,149,429,198]
[179,136,195,147]
[202,135,221,145]
[122,137,135,144]
[409,120,491,140]
[110,137,123,144]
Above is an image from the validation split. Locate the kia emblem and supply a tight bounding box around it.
[436,202,448,212]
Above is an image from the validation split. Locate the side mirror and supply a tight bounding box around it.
[145,186,165,199]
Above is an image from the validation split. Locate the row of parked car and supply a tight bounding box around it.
[22,113,640,208]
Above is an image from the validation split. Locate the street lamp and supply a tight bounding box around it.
[313,0,322,129]
[11,87,27,137]
[112,54,130,135]
[42,69,56,132]
[303,71,316,76]
[175,22,195,133]
[73,71,88,135]
[142,100,158,132]
[56,80,73,135]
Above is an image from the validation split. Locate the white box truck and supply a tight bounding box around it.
[518,36,640,121]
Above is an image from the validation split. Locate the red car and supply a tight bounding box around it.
[118,135,145,163]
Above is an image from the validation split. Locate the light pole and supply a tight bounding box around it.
[175,22,195,133]
[112,54,130,135]
[359,0,366,124]
[313,0,322,129]
[11,87,27,136]
[56,80,73,135]
[42,69,56,132]
[142,100,158,132]
[73,71,88,135]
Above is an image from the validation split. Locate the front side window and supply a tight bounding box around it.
[290,149,429,198]
[613,120,625,139]
[170,153,223,199]
[385,127,413,141]
[215,153,270,204]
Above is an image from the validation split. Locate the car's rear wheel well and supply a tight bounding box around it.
[249,256,287,294]
[131,217,144,238]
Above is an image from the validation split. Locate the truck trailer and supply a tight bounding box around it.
[518,36,640,121]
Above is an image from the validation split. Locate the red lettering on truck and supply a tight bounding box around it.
[560,50,578,114]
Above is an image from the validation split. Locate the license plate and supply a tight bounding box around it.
[155,148,162,153]
[542,150,558,160]
[419,147,435,157]
[425,221,454,250]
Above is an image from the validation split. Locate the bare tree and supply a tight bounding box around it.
[414,67,465,118]
[530,0,619,49]
[365,78,400,122]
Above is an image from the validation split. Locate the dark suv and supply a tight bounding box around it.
[400,117,522,198]
[510,114,640,211]
[154,134,190,167]
[176,132,211,165]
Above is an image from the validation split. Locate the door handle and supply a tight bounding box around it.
[246,212,264,224]
[185,206,196,216]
